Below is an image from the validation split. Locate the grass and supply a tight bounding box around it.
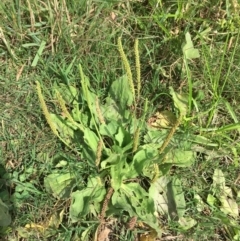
[0,0,240,240]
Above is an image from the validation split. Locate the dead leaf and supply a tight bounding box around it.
[97,226,111,241]
[110,12,117,21]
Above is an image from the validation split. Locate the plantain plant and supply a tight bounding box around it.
[36,36,204,240]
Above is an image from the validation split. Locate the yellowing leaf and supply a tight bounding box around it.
[44,172,76,199]
[25,223,46,232]
[178,217,197,230]
[48,209,65,228]
[212,169,225,190]
[139,229,158,241]
[148,111,177,129]
[194,194,205,212]
[220,197,239,218]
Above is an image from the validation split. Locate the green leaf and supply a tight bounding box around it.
[111,190,136,216]
[31,40,46,67]
[207,194,216,207]
[133,149,158,175]
[107,75,133,119]
[121,183,161,235]
[70,176,106,222]
[144,129,168,145]
[110,156,127,191]
[115,126,132,147]
[110,75,134,107]
[0,199,11,226]
[178,217,197,230]
[149,176,171,216]
[101,153,120,169]
[84,128,99,152]
[168,178,186,219]
[44,173,76,199]
[169,87,188,117]
[50,113,75,143]
[182,32,200,59]
[164,149,196,167]
[99,121,119,138]
[82,128,99,165]
[101,97,123,121]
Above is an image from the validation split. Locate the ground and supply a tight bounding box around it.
[0,1,240,241]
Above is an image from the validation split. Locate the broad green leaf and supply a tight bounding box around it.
[101,97,123,121]
[55,160,68,168]
[110,156,127,191]
[101,153,120,169]
[121,183,152,213]
[133,149,158,175]
[182,32,200,59]
[158,163,172,176]
[70,176,106,222]
[164,149,196,167]
[115,126,132,147]
[104,75,133,120]
[109,75,134,109]
[149,176,170,216]
[121,183,161,235]
[44,173,76,199]
[219,197,238,218]
[83,128,99,155]
[178,217,197,230]
[111,190,136,217]
[71,106,88,126]
[0,199,11,226]
[168,178,186,219]
[169,87,188,117]
[50,113,75,143]
[145,129,168,143]
[234,232,240,241]
[99,121,119,138]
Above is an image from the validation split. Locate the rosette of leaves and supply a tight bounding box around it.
[36,37,204,239]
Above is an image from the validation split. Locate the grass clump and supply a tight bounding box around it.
[0,0,240,240]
